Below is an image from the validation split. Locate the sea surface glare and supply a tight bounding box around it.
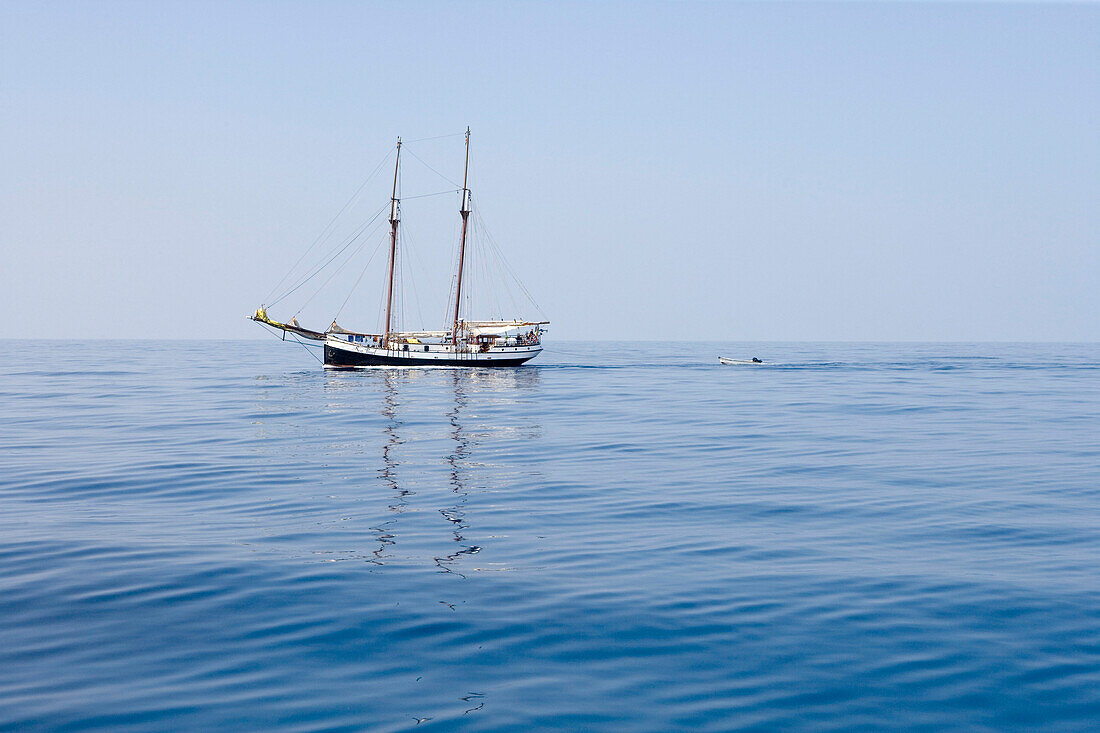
[2,341,1099,731]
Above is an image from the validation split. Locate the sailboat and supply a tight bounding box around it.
[251,129,548,368]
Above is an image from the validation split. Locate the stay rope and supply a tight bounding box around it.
[258,321,323,364]
[293,215,388,318]
[268,202,388,309]
[332,232,389,322]
[264,147,394,305]
[404,146,462,189]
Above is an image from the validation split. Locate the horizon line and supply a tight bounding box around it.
[3,338,1098,345]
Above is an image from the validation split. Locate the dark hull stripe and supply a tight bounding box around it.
[324,344,538,368]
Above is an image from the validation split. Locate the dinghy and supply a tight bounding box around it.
[718,357,764,365]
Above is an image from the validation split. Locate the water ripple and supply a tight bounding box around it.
[0,341,1098,730]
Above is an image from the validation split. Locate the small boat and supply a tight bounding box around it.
[252,129,548,368]
[719,357,764,365]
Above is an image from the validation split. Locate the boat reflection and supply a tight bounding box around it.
[369,369,408,565]
[326,367,542,572]
[435,369,480,578]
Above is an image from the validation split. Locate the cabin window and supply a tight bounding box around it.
[402,344,409,351]
[423,345,429,352]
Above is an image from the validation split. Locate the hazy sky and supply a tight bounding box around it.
[2,1,1097,341]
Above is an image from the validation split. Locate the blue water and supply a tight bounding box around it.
[2,341,1098,731]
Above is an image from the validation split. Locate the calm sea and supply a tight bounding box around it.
[1,341,1098,731]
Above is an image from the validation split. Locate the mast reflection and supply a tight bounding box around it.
[370,369,410,565]
[434,369,481,578]
[343,366,543,570]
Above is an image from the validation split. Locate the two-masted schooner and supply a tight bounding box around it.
[252,129,548,368]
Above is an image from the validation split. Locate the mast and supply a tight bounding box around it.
[452,127,471,344]
[384,138,401,343]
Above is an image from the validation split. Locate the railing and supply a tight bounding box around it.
[332,333,540,352]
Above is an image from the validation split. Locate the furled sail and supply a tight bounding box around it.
[252,307,326,341]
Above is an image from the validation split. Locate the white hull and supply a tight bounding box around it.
[325,335,543,368]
